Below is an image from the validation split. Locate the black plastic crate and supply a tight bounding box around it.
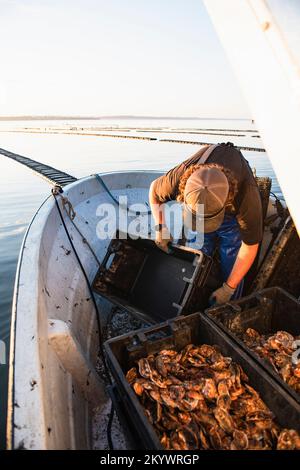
[104,312,300,450]
[93,232,217,324]
[206,287,300,403]
[108,384,142,449]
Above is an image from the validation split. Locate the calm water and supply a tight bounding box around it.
[0,118,281,448]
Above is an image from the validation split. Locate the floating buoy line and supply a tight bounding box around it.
[0,147,77,186]
[0,127,265,153]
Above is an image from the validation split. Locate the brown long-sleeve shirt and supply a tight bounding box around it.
[152,143,263,245]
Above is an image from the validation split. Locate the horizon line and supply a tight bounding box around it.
[0,114,252,121]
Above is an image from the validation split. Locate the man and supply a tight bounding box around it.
[149,142,263,305]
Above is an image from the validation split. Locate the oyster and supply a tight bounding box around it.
[178,411,192,426]
[293,364,300,379]
[138,358,152,379]
[177,426,199,450]
[213,406,235,434]
[209,426,223,450]
[126,367,137,384]
[277,429,300,450]
[155,356,168,378]
[197,344,216,358]
[160,433,170,449]
[231,430,249,450]
[127,342,300,450]
[217,380,231,409]
[198,425,210,450]
[201,378,218,401]
[242,328,300,395]
[243,328,261,347]
[267,331,294,351]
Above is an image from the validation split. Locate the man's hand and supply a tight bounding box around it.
[209,282,235,306]
[155,227,173,253]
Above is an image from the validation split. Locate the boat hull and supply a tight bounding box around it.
[7,171,161,449]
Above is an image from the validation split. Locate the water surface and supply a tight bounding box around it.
[0,118,280,448]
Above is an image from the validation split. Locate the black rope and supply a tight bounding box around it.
[270,191,284,202]
[52,187,116,449]
[51,188,111,383]
[68,215,101,267]
[94,173,152,215]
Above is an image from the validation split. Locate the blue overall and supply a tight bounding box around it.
[201,214,244,300]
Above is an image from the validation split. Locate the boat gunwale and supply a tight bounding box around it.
[7,194,52,449]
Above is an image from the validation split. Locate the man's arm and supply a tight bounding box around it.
[149,180,173,252]
[149,181,165,226]
[226,241,259,289]
[217,177,263,300]
[210,241,259,305]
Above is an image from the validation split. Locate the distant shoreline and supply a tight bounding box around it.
[0,115,251,121]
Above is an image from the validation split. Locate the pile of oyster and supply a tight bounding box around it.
[242,329,300,394]
[126,343,300,450]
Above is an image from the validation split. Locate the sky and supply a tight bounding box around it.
[0,0,250,118]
